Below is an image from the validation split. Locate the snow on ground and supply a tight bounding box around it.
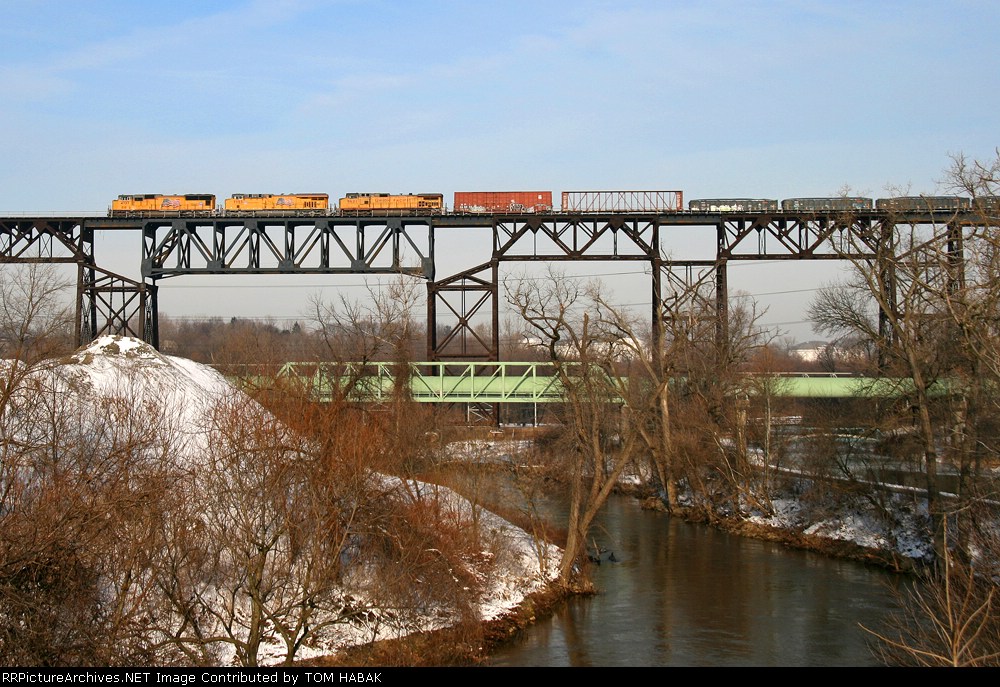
[261,475,562,665]
[5,336,562,666]
[439,439,535,464]
[58,335,231,406]
[35,335,241,464]
[4,336,946,662]
[744,477,935,563]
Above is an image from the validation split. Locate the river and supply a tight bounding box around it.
[487,494,902,667]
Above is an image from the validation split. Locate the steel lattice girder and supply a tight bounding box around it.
[141,217,433,277]
[271,361,924,403]
[493,216,658,259]
[427,262,498,360]
[79,267,150,343]
[717,214,883,259]
[0,219,92,263]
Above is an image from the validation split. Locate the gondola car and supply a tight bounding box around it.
[688,198,778,212]
[110,193,216,217]
[975,196,1000,213]
[338,193,444,214]
[224,193,329,215]
[874,196,972,211]
[781,197,873,212]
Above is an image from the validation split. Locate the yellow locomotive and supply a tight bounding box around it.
[338,192,444,213]
[109,191,446,216]
[110,193,216,217]
[224,193,329,215]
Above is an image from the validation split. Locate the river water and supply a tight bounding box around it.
[487,494,902,667]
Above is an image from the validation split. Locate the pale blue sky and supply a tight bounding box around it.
[2,1,998,341]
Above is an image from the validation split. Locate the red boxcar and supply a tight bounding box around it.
[454,191,553,213]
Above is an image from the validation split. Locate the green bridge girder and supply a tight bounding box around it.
[269,362,930,403]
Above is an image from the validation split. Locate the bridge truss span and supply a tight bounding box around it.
[141,216,434,279]
[3,207,985,366]
[0,218,151,346]
[493,214,659,260]
[716,212,887,260]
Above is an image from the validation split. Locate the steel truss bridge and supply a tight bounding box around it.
[0,207,976,364]
[271,361,925,404]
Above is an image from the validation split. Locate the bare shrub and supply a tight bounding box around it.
[866,523,1000,666]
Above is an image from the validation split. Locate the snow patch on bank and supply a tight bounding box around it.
[6,337,562,666]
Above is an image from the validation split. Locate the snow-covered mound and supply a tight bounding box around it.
[3,336,560,666]
[58,334,231,416]
[34,335,247,463]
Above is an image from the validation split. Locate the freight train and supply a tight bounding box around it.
[107,190,983,217]
[107,190,677,217]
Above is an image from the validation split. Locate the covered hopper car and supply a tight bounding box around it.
[781,197,874,212]
[976,196,1000,213]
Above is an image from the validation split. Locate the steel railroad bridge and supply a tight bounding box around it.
[0,203,979,374]
[271,361,929,404]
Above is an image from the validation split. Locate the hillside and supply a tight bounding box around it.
[0,336,560,666]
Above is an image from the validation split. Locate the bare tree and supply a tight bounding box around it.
[865,521,1000,666]
[808,199,964,560]
[306,275,443,493]
[149,391,362,667]
[307,275,423,400]
[0,357,190,665]
[0,263,74,363]
[504,269,636,587]
[0,265,179,665]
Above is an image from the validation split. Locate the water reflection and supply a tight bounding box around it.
[489,495,901,667]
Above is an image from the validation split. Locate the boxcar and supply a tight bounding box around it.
[874,196,972,211]
[224,193,329,215]
[110,194,216,217]
[781,197,873,212]
[688,198,778,212]
[453,191,553,213]
[338,193,444,213]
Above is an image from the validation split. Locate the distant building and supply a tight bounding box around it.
[789,340,829,363]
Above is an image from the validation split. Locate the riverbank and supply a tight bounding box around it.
[302,585,578,667]
[310,487,906,668]
[630,473,934,574]
[308,438,939,666]
[640,495,925,573]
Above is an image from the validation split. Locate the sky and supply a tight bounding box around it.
[2,0,999,343]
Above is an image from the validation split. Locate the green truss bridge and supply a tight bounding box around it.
[268,362,925,404]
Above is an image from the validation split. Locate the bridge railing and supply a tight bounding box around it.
[272,361,568,403]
